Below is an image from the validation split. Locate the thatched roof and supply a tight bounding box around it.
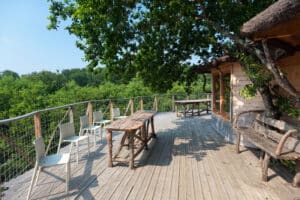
[195,55,236,74]
[241,0,300,37]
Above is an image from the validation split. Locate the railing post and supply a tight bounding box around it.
[186,95,190,111]
[154,96,158,112]
[87,101,93,125]
[172,95,175,112]
[34,112,42,138]
[140,97,144,111]
[130,98,134,115]
[109,100,113,121]
[69,106,74,123]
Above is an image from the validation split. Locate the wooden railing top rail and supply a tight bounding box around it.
[0,93,211,125]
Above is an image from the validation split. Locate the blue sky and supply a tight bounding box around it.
[0,0,87,75]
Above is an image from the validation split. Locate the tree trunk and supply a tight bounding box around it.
[258,85,280,119]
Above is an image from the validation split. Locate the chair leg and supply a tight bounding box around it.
[66,161,70,194]
[76,141,79,164]
[57,139,62,154]
[27,163,38,200]
[34,167,42,186]
[94,130,97,148]
[262,152,270,182]
[235,131,241,153]
[292,159,300,187]
[87,136,90,157]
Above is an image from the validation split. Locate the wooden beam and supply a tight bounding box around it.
[87,101,93,125]
[109,100,113,121]
[130,98,134,115]
[34,113,42,138]
[211,74,217,112]
[220,73,225,114]
[69,106,74,123]
[172,95,175,112]
[140,97,144,111]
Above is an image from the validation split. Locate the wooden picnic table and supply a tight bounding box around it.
[174,99,211,117]
[105,110,156,169]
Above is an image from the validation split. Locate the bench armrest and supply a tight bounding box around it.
[275,129,298,156]
[233,109,265,128]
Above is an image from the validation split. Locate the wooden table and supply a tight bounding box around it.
[105,110,156,169]
[174,99,211,117]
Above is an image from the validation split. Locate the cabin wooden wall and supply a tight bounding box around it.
[231,62,265,119]
[277,51,300,92]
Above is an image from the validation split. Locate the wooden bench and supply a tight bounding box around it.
[233,110,300,187]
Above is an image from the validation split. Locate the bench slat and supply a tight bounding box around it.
[238,128,300,160]
[256,114,297,132]
[254,119,300,154]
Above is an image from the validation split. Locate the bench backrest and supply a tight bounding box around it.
[253,114,300,153]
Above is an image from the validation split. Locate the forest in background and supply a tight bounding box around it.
[0,68,210,120]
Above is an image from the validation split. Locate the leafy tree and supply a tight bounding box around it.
[23,71,67,94]
[0,70,19,79]
[49,0,295,117]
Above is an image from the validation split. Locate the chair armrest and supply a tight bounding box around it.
[275,129,298,156]
[233,109,264,128]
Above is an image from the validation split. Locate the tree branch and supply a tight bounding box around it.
[262,40,300,98]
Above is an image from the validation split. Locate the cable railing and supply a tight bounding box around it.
[0,93,211,185]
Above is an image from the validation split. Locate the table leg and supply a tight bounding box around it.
[129,131,135,169]
[107,130,113,167]
[114,132,128,159]
[150,117,157,138]
[206,102,209,114]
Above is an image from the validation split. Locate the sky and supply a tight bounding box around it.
[0,0,87,75]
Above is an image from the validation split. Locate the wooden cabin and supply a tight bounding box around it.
[196,56,265,144]
[241,0,300,120]
[197,0,300,143]
[241,0,300,93]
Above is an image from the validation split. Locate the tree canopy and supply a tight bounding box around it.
[47,0,275,92]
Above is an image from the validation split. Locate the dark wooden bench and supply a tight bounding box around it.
[233,110,300,187]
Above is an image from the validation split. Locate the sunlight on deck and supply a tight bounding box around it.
[3,112,300,200]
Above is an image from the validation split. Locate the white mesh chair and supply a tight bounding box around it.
[80,115,101,148]
[27,137,70,200]
[113,108,127,120]
[58,122,90,164]
[93,111,111,127]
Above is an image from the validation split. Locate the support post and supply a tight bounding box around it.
[172,95,175,112]
[220,73,225,115]
[34,113,42,138]
[69,106,74,123]
[140,97,144,111]
[212,74,217,112]
[154,96,158,112]
[87,101,93,125]
[109,100,113,121]
[130,98,134,115]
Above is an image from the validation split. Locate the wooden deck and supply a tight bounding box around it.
[3,112,300,200]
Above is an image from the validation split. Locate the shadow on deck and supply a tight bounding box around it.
[3,112,300,200]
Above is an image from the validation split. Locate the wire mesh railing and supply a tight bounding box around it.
[0,93,211,185]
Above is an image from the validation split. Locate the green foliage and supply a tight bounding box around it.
[239,84,257,99]
[47,0,274,92]
[277,96,300,118]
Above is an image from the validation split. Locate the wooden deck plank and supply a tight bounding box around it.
[143,130,174,200]
[128,133,168,200]
[160,129,176,200]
